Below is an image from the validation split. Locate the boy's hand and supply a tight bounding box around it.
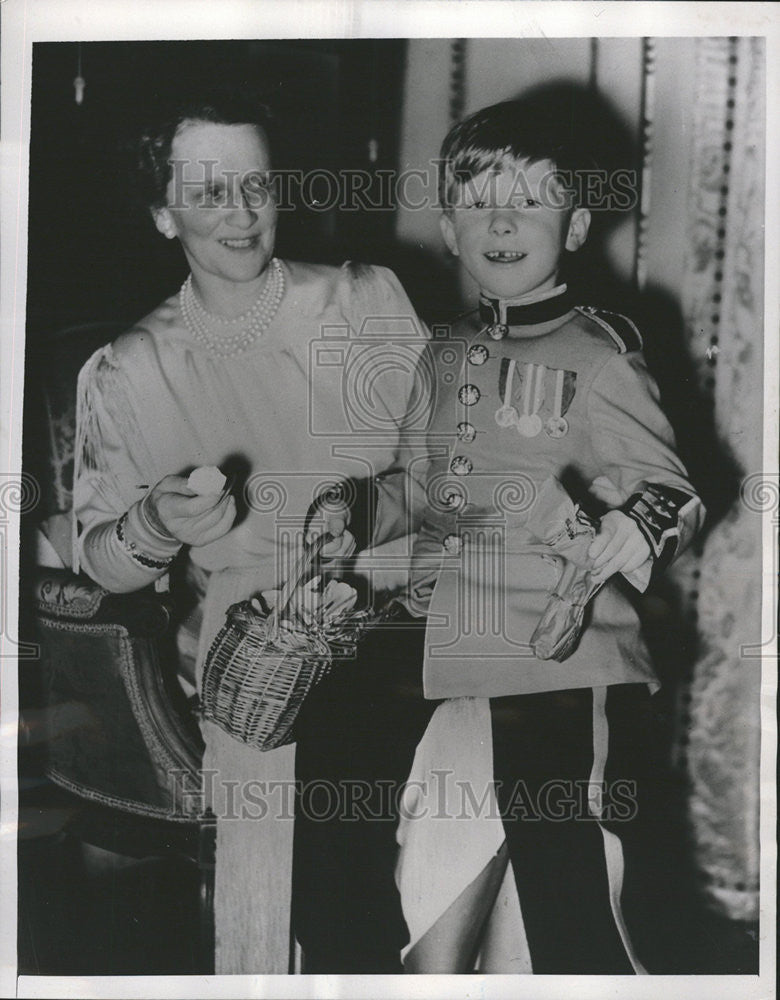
[587,510,650,584]
[305,500,356,560]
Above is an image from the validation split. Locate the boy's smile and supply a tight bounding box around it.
[440,157,590,302]
[484,250,527,263]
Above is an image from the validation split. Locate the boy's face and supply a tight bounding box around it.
[440,157,590,301]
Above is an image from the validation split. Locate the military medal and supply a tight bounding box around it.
[544,369,572,438]
[518,413,543,436]
[516,363,544,438]
[495,405,518,428]
[545,416,568,437]
[495,358,519,428]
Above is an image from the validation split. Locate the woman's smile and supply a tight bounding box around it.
[219,235,262,250]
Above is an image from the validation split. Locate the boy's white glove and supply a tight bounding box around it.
[588,510,651,584]
[304,500,356,561]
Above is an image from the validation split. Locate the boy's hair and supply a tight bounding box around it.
[438,98,597,211]
[134,86,272,210]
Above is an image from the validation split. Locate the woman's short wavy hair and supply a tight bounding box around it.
[135,87,272,209]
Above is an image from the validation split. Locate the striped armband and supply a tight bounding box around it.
[621,484,698,572]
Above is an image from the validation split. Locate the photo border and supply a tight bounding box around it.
[2,3,777,999]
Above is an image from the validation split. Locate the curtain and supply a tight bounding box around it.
[680,37,765,923]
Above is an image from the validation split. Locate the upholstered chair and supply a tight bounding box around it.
[25,322,215,970]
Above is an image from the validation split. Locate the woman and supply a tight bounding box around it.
[73,90,426,972]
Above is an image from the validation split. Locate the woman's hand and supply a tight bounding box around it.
[304,499,356,560]
[587,510,651,584]
[143,475,236,547]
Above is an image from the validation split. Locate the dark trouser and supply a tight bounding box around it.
[292,605,651,974]
[292,607,434,973]
[489,684,650,974]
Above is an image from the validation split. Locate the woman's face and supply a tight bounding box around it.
[155,121,277,287]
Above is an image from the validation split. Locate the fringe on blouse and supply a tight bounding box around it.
[72,344,148,572]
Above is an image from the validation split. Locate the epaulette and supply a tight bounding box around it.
[576,306,643,354]
[345,260,381,286]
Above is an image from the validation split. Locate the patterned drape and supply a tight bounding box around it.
[680,37,764,922]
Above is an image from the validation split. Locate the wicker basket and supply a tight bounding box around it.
[201,536,372,751]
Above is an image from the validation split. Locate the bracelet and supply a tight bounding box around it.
[140,491,179,542]
[115,511,176,570]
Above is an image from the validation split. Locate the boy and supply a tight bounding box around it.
[292,99,704,974]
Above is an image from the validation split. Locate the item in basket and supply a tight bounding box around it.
[251,577,358,627]
[187,465,227,495]
[320,578,358,620]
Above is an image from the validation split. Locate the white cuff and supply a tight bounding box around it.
[622,556,653,593]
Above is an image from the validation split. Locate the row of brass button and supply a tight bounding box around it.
[441,342,491,548]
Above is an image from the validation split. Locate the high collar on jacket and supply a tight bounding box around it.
[478,284,574,329]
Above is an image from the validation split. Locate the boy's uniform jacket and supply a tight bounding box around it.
[354,290,704,699]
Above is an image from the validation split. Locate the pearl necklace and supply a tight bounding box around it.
[179,258,285,358]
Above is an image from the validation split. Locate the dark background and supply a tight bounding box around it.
[25,39,408,339]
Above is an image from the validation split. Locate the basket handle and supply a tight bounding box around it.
[274,531,334,623]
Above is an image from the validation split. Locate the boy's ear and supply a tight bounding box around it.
[439,213,460,256]
[152,207,177,240]
[565,207,591,252]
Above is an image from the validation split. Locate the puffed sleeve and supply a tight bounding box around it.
[73,345,181,591]
[588,350,705,588]
[327,263,432,549]
[337,262,429,422]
